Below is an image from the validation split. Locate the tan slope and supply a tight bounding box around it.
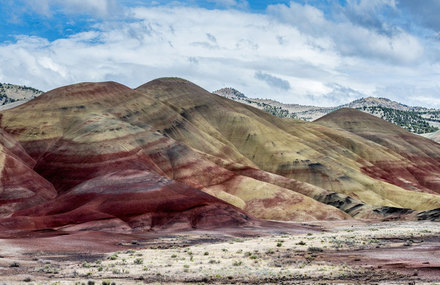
[315,108,440,155]
[135,78,440,210]
[316,108,440,194]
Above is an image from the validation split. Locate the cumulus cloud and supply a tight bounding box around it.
[0,6,338,96]
[267,1,424,65]
[0,2,439,108]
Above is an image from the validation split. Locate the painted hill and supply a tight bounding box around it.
[4,169,249,233]
[214,90,440,134]
[0,82,252,233]
[316,108,440,193]
[1,81,348,222]
[0,83,43,110]
[1,78,440,236]
[0,129,56,218]
[137,79,440,207]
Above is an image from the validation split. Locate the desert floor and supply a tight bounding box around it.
[0,220,439,284]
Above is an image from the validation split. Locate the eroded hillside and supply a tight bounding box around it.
[0,78,439,236]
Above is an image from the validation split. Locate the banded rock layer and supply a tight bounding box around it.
[0,129,56,218]
[2,169,249,233]
[135,79,440,211]
[316,108,440,194]
[0,78,439,234]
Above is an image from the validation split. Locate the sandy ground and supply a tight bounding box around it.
[0,220,439,284]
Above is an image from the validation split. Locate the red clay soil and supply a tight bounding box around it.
[0,130,57,218]
[362,158,440,194]
[0,169,250,235]
[324,238,440,281]
[0,128,35,167]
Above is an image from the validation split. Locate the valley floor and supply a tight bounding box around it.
[0,221,439,284]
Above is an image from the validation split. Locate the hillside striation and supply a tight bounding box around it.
[0,78,440,236]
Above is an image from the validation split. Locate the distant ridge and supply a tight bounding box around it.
[214,89,440,135]
[0,83,43,110]
[213,87,247,99]
[343,97,411,111]
[422,130,440,143]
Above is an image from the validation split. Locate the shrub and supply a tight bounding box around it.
[307,247,323,252]
[108,254,118,260]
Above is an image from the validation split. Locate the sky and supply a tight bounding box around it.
[0,0,439,107]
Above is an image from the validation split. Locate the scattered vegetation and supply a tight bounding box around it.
[219,90,440,134]
[5,222,440,283]
[134,258,143,264]
[263,105,291,118]
[359,106,439,134]
[108,254,118,260]
[307,247,323,252]
[9,262,20,268]
[0,83,42,105]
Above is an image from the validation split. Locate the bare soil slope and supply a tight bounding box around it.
[0,78,439,237]
[316,108,440,194]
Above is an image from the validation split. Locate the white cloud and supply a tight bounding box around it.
[25,0,52,17]
[0,3,439,108]
[267,1,424,65]
[22,0,121,18]
[62,0,120,17]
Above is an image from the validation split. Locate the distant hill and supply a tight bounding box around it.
[345,97,410,110]
[213,87,247,100]
[0,83,43,110]
[422,130,440,143]
[213,89,440,135]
